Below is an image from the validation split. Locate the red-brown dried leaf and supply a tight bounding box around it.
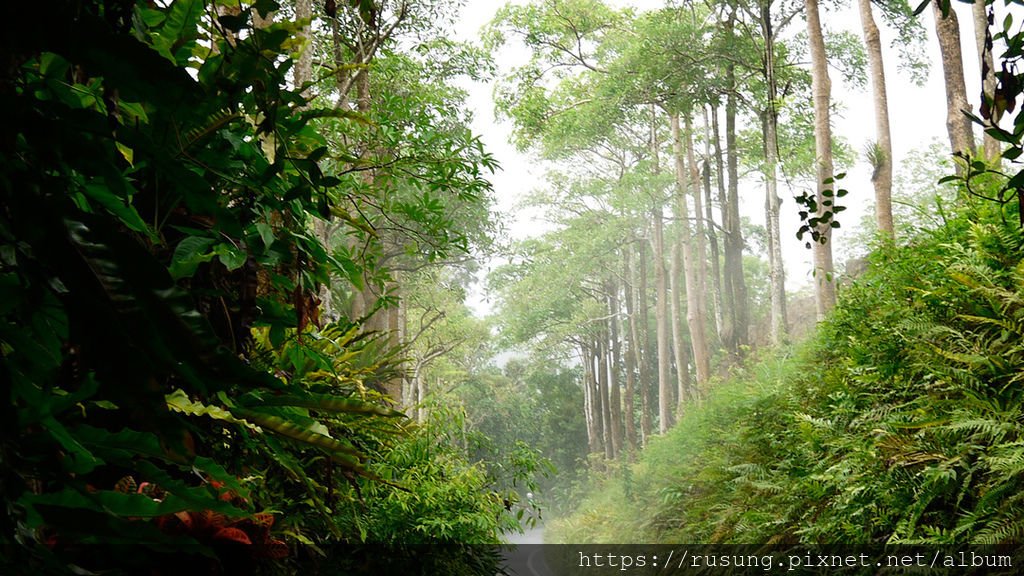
[213,527,252,545]
[174,510,194,530]
[263,538,289,559]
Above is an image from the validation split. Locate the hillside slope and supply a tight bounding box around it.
[550,201,1024,545]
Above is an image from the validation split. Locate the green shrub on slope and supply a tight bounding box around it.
[551,204,1024,545]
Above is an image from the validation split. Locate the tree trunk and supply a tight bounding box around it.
[710,104,736,356]
[858,0,895,240]
[637,241,654,444]
[622,249,640,454]
[684,117,713,384]
[724,59,749,351]
[971,0,1000,161]
[652,207,673,434]
[607,282,624,458]
[294,0,313,97]
[933,0,976,164]
[582,343,601,454]
[671,114,712,388]
[415,373,427,423]
[702,154,725,345]
[763,111,788,345]
[806,0,837,319]
[760,10,789,345]
[685,117,711,356]
[597,331,613,459]
[669,240,692,414]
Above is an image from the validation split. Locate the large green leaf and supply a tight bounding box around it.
[150,0,202,65]
[241,391,405,418]
[168,236,216,280]
[81,180,154,239]
[20,489,193,523]
[230,407,362,459]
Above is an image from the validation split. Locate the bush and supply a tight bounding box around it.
[550,197,1024,545]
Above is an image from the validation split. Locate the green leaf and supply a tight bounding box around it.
[39,52,70,79]
[117,101,149,125]
[242,392,405,417]
[133,460,248,517]
[20,488,191,521]
[218,11,249,33]
[82,181,153,239]
[230,407,362,458]
[151,0,202,64]
[215,243,247,271]
[256,222,274,248]
[137,6,167,27]
[76,425,168,462]
[165,389,257,430]
[253,0,280,19]
[985,126,1017,144]
[41,416,104,474]
[169,236,216,279]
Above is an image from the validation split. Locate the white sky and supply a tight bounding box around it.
[451,0,1013,314]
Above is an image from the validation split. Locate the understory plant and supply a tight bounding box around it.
[0,1,511,574]
[550,192,1024,546]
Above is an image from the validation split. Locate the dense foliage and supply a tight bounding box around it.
[548,193,1024,544]
[0,1,515,574]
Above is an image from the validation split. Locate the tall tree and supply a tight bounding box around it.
[858,0,896,239]
[621,250,640,454]
[671,114,713,389]
[932,0,976,163]
[805,0,838,318]
[607,282,625,457]
[650,108,674,433]
[757,0,790,342]
[723,59,750,351]
[971,0,1001,161]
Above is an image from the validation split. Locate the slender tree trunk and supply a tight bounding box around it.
[294,0,313,97]
[806,0,837,319]
[933,0,976,164]
[669,241,692,414]
[758,4,788,343]
[685,117,713,384]
[701,153,725,344]
[637,242,654,444]
[763,111,788,344]
[857,0,895,239]
[652,208,673,434]
[415,368,426,423]
[647,105,673,434]
[685,116,711,351]
[607,283,624,458]
[598,332,613,459]
[582,344,598,454]
[709,104,736,355]
[622,250,639,454]
[591,344,606,454]
[972,1,1000,161]
[671,114,712,388]
[724,58,749,351]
